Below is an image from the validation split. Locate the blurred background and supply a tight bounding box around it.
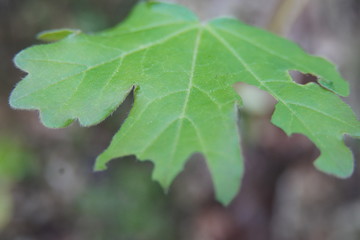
[0,0,359,239]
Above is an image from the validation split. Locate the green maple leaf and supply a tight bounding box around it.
[9,2,360,204]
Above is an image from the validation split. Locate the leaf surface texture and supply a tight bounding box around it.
[10,2,360,204]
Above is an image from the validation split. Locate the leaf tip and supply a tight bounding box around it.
[314,149,355,179]
[151,172,173,193]
[38,111,74,129]
[94,150,119,172]
[13,49,28,70]
[93,158,109,172]
[314,161,354,179]
[36,29,81,42]
[216,194,233,206]
[8,90,18,110]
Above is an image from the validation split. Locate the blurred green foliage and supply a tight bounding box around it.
[0,138,36,182]
[77,160,176,240]
[0,187,11,230]
[0,137,36,230]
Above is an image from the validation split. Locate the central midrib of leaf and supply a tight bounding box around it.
[167,27,203,163]
[95,22,329,172]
